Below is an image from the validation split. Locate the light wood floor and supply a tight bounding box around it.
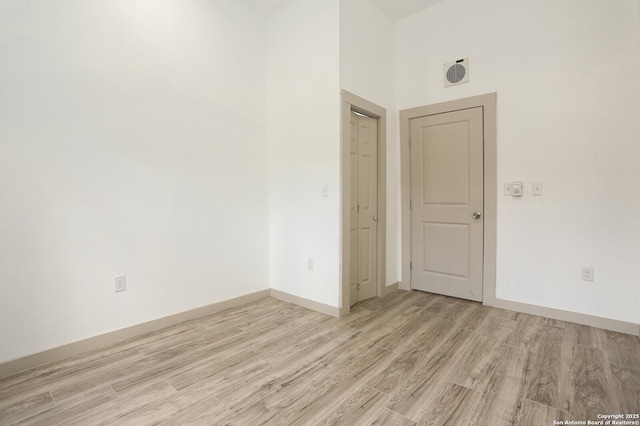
[1,290,639,425]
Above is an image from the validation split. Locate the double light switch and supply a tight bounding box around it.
[504,181,523,197]
[504,182,543,197]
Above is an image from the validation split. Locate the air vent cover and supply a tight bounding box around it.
[444,58,469,87]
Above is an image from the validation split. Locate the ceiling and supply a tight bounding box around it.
[233,0,297,18]
[368,0,446,21]
[235,0,446,21]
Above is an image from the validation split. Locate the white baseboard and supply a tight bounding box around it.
[270,289,340,318]
[398,280,638,336]
[0,289,270,379]
[484,296,639,337]
[385,282,399,294]
[4,285,634,380]
[338,282,400,317]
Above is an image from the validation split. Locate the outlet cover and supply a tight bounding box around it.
[115,275,127,292]
[581,267,594,282]
[307,258,314,270]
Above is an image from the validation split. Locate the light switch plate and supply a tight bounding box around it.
[504,183,513,195]
[321,184,329,197]
[532,182,543,196]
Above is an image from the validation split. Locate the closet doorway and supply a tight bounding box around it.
[340,90,387,315]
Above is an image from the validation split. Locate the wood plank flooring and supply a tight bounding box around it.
[1,291,638,425]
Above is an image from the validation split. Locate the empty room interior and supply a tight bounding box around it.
[1,0,639,424]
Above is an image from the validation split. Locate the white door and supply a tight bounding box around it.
[350,112,378,305]
[410,107,483,301]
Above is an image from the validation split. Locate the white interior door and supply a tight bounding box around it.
[350,112,378,305]
[410,107,483,301]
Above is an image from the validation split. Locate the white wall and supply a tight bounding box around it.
[0,0,270,363]
[267,0,342,307]
[339,0,399,287]
[395,0,640,324]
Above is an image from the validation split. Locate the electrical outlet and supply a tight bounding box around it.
[115,275,127,292]
[581,267,594,282]
[307,258,314,270]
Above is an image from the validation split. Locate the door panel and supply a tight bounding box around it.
[411,107,483,301]
[422,222,469,278]
[349,114,358,305]
[359,228,371,282]
[421,122,470,205]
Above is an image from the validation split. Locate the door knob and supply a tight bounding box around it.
[373,216,378,221]
[472,212,482,219]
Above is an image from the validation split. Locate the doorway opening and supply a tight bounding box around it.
[399,93,497,303]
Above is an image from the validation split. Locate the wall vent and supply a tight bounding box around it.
[444,58,469,87]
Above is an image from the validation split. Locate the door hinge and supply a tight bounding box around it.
[409,200,412,210]
[410,262,412,271]
[408,137,411,147]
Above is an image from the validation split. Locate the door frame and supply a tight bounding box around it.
[400,93,497,303]
[340,90,387,316]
